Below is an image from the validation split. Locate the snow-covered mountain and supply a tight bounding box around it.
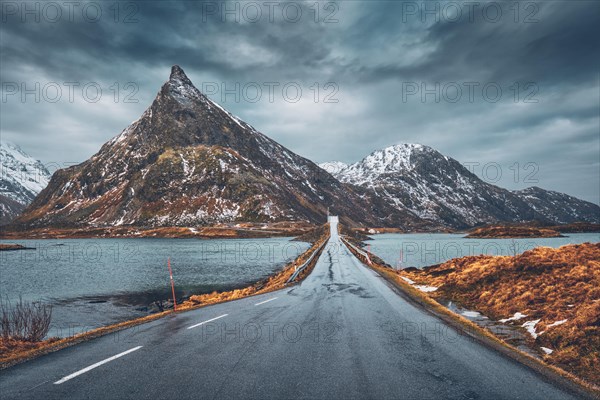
[13,66,408,229]
[319,161,348,177]
[10,67,597,231]
[514,187,600,224]
[324,144,599,228]
[0,142,51,225]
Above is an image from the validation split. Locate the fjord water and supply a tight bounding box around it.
[0,237,308,337]
[366,232,600,269]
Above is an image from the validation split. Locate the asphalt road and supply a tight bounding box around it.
[0,219,579,399]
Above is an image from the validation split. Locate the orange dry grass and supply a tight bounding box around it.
[0,311,170,367]
[466,226,563,238]
[0,244,26,250]
[401,242,600,385]
[0,223,314,240]
[0,338,53,357]
[1,225,329,368]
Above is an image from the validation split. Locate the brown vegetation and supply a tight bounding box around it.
[1,298,52,342]
[339,224,372,242]
[0,297,57,366]
[0,337,57,358]
[0,311,170,368]
[339,231,599,394]
[0,224,330,368]
[0,244,32,251]
[466,225,564,238]
[550,222,600,233]
[400,243,600,385]
[181,224,330,308]
[0,221,315,240]
[466,221,600,238]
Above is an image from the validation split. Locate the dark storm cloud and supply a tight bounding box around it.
[1,1,338,80]
[1,0,598,203]
[345,1,599,85]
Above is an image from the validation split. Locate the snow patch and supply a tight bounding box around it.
[499,312,528,323]
[414,285,438,293]
[461,311,481,318]
[400,276,437,292]
[401,276,415,285]
[546,319,567,328]
[522,319,543,339]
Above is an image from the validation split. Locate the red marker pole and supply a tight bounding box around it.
[398,249,403,269]
[167,258,177,311]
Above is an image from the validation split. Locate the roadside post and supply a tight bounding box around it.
[397,249,403,270]
[167,258,177,311]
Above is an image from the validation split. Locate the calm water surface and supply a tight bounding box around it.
[365,232,599,358]
[366,232,600,269]
[0,237,308,337]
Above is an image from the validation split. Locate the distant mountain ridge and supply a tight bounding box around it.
[12,66,410,229]
[320,144,600,228]
[514,186,600,225]
[9,66,598,231]
[0,142,51,225]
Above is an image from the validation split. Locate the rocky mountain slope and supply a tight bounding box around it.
[514,187,600,224]
[12,66,418,230]
[0,142,51,225]
[10,67,597,231]
[321,144,599,229]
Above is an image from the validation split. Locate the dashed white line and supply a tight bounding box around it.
[54,346,143,385]
[187,314,228,330]
[255,297,278,306]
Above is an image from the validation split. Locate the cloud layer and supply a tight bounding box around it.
[1,1,598,203]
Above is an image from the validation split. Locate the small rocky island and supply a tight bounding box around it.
[466,226,564,239]
[0,244,34,251]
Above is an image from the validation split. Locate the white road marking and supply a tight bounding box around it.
[187,314,228,330]
[255,297,278,306]
[53,346,143,385]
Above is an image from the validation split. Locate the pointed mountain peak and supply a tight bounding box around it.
[169,65,193,84]
[160,64,205,106]
[389,143,424,150]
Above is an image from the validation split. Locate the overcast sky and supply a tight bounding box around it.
[1,1,599,204]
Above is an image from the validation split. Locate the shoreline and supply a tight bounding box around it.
[0,244,35,251]
[340,232,600,398]
[466,223,600,239]
[3,221,598,241]
[0,222,316,240]
[0,224,330,369]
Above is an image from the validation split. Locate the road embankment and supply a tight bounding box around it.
[0,224,330,370]
[340,231,600,399]
[180,223,330,308]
